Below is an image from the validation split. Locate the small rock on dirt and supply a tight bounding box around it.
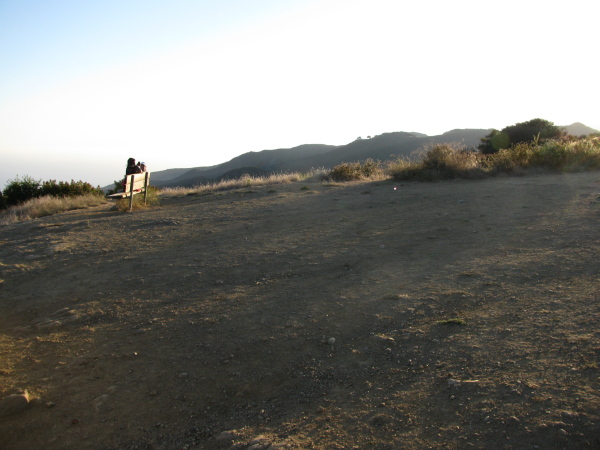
[216,430,239,441]
[92,394,109,411]
[507,416,521,425]
[0,391,30,417]
[248,435,272,449]
[373,335,396,346]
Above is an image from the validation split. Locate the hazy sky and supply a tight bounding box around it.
[1,0,597,188]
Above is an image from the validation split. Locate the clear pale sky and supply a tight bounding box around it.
[1,0,597,188]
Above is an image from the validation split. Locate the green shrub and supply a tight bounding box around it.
[3,175,42,207]
[3,176,103,207]
[40,179,103,198]
[478,118,564,154]
[326,159,382,181]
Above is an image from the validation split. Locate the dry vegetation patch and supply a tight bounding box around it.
[0,194,107,225]
[158,171,327,198]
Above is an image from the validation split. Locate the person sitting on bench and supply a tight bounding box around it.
[126,158,143,175]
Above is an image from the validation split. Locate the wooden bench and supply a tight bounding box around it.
[107,172,151,211]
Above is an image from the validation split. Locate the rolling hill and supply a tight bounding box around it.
[148,123,599,188]
[151,129,490,188]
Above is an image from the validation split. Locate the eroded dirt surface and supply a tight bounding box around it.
[1,173,600,449]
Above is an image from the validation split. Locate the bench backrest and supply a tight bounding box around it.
[125,172,151,211]
[124,172,151,195]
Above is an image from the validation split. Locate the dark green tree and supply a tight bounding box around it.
[3,175,42,206]
[2,176,103,207]
[40,179,102,197]
[478,129,510,154]
[478,118,564,154]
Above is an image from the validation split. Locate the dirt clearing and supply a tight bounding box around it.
[1,172,600,449]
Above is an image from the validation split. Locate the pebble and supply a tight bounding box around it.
[0,391,30,417]
[92,394,109,410]
[36,320,62,329]
[507,416,521,425]
[373,335,396,346]
[447,378,479,387]
[216,430,238,441]
[248,435,271,449]
[327,337,336,345]
[561,411,577,420]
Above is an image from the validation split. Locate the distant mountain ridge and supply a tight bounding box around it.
[151,129,490,188]
[566,122,599,137]
[143,123,599,188]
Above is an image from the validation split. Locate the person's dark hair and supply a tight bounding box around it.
[127,158,136,167]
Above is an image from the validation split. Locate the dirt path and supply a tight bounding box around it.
[1,172,600,449]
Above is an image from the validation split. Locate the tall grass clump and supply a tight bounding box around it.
[389,138,600,181]
[389,144,485,181]
[324,159,384,182]
[531,138,600,171]
[159,171,322,197]
[1,176,103,209]
[0,193,106,225]
[485,137,600,173]
[112,186,160,212]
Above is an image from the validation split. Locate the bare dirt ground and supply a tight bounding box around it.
[1,172,600,449]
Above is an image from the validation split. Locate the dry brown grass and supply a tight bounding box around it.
[324,159,386,182]
[0,194,106,225]
[110,187,160,212]
[389,138,600,181]
[158,170,327,197]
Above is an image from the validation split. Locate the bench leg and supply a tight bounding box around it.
[129,177,135,211]
[143,172,149,206]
